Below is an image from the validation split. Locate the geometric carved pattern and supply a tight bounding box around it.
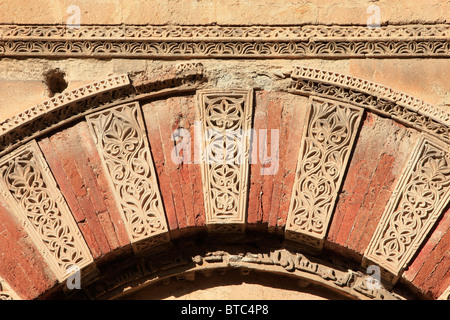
[0,24,449,58]
[0,277,20,300]
[286,97,364,247]
[86,102,169,252]
[195,89,254,232]
[0,140,93,282]
[364,135,450,278]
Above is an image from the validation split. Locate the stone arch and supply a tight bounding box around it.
[0,62,448,300]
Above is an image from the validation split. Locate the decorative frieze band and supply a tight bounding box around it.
[0,277,20,300]
[196,89,254,232]
[0,140,93,282]
[86,102,169,252]
[0,24,448,58]
[286,97,364,247]
[364,135,450,280]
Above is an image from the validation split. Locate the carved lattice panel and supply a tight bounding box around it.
[86,102,169,252]
[0,277,20,300]
[0,140,93,282]
[364,135,450,278]
[196,89,254,231]
[286,97,364,247]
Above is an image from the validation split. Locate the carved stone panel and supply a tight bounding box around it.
[0,140,93,282]
[286,97,364,247]
[0,277,20,300]
[195,89,254,231]
[85,102,169,252]
[283,67,450,144]
[364,135,450,278]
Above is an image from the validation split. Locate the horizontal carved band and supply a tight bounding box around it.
[364,135,450,279]
[0,24,449,58]
[86,102,170,252]
[286,97,363,247]
[0,140,93,282]
[2,24,448,40]
[196,89,253,230]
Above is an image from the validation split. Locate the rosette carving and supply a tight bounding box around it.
[86,102,169,252]
[286,97,363,246]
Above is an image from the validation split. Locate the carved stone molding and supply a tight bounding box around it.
[0,62,205,159]
[0,140,93,282]
[78,245,402,300]
[0,277,20,300]
[364,135,450,281]
[86,102,169,252]
[285,97,363,247]
[0,74,133,158]
[0,24,449,58]
[280,67,450,143]
[196,89,254,232]
[285,66,450,126]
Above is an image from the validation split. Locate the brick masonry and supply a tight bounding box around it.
[0,90,447,299]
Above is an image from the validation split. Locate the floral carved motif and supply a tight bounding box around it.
[0,278,20,300]
[364,135,450,278]
[86,102,169,251]
[0,141,93,282]
[286,97,363,247]
[0,24,449,58]
[196,89,253,231]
